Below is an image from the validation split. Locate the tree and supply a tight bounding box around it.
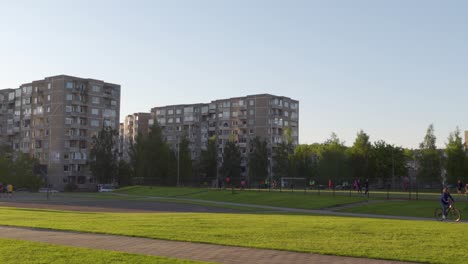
[370,141,407,186]
[90,127,119,184]
[200,136,218,186]
[220,138,241,186]
[292,144,319,182]
[117,160,133,187]
[0,147,42,190]
[317,133,348,184]
[248,137,268,186]
[445,127,466,184]
[417,124,443,185]
[273,128,295,182]
[177,133,192,186]
[347,130,372,180]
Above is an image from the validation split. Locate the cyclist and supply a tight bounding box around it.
[440,187,455,220]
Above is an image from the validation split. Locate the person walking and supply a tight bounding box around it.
[6,183,13,199]
[456,180,463,195]
[364,179,369,196]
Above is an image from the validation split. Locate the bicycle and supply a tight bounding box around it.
[434,203,461,222]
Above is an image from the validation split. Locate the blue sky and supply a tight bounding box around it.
[1,0,467,148]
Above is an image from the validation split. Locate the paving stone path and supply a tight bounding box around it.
[0,226,414,264]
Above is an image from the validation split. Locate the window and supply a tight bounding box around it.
[66,94,73,101]
[284,111,289,117]
[64,165,69,172]
[103,109,116,117]
[65,117,73,125]
[168,109,174,115]
[176,109,182,115]
[175,117,181,123]
[91,108,99,115]
[148,119,154,125]
[92,85,101,92]
[232,111,238,117]
[249,100,254,106]
[284,101,289,108]
[222,101,230,108]
[91,120,99,127]
[249,129,254,134]
[92,97,100,104]
[167,118,173,123]
[47,95,51,101]
[46,106,50,113]
[110,100,117,106]
[48,83,51,89]
[223,111,230,118]
[66,82,73,89]
[65,105,72,113]
[184,107,193,113]
[249,109,254,115]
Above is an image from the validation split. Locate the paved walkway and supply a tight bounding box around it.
[0,226,414,264]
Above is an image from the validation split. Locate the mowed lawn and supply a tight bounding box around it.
[0,238,208,264]
[117,186,367,209]
[0,207,466,263]
[341,199,468,218]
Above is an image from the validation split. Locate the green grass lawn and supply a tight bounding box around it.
[117,186,367,209]
[341,199,468,218]
[0,238,208,264]
[0,207,466,263]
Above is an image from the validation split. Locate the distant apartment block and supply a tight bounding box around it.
[0,75,121,190]
[465,130,468,149]
[149,94,299,179]
[122,113,151,162]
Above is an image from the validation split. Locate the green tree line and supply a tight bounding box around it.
[89,124,468,188]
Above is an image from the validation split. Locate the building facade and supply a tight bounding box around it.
[122,113,152,162]
[150,94,299,181]
[0,75,121,190]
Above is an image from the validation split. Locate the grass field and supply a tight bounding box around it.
[117,186,367,209]
[0,207,466,263]
[340,199,468,218]
[0,238,208,264]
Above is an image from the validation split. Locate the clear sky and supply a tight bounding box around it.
[1,0,467,149]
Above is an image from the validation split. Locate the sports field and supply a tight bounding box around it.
[0,187,467,264]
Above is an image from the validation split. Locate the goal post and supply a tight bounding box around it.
[280,177,306,189]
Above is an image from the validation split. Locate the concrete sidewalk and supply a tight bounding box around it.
[0,226,413,264]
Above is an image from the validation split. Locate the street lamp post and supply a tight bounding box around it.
[177,136,180,187]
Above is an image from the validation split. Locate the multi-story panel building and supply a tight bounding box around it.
[0,75,120,190]
[122,113,151,161]
[150,94,299,181]
[0,89,15,147]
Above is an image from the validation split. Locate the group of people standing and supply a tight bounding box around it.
[0,183,13,198]
[352,178,369,195]
[456,179,468,196]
